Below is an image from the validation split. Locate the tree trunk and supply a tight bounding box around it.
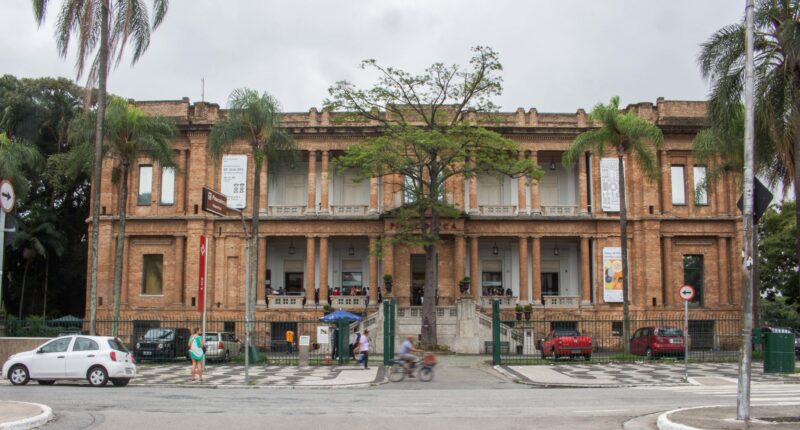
[19,260,31,320]
[793,110,800,304]
[112,163,129,335]
[42,258,49,318]
[89,2,110,336]
[421,168,441,348]
[617,150,631,354]
[249,154,261,341]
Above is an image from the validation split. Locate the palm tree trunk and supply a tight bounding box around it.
[617,150,631,354]
[42,258,49,318]
[19,260,31,320]
[250,156,261,342]
[88,1,110,336]
[112,163,129,335]
[793,110,800,303]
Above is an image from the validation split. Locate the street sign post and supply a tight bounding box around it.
[679,284,695,381]
[202,187,228,217]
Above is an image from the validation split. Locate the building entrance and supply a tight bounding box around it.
[411,254,426,306]
[285,272,304,295]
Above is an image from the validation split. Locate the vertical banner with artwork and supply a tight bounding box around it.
[600,157,622,212]
[221,154,247,209]
[603,247,623,302]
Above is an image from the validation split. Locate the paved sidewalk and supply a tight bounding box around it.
[0,401,52,430]
[502,362,800,388]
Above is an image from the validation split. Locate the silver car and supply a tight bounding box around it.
[203,332,241,362]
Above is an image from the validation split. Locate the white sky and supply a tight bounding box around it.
[1,0,743,113]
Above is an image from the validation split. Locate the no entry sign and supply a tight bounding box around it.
[679,285,695,301]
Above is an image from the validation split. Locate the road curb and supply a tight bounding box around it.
[0,402,52,430]
[656,405,719,430]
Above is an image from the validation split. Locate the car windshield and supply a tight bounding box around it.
[144,329,174,340]
[108,338,129,352]
[204,334,218,341]
[656,328,682,337]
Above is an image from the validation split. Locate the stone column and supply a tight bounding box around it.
[517,151,528,215]
[369,177,379,214]
[531,236,542,305]
[307,150,317,214]
[660,150,671,214]
[469,167,479,214]
[369,236,378,304]
[578,152,589,214]
[306,236,316,304]
[580,236,591,305]
[662,236,673,307]
[257,236,267,305]
[320,150,330,214]
[530,151,541,215]
[718,236,729,306]
[454,234,466,297]
[470,236,480,302]
[383,235,394,285]
[319,236,329,304]
[518,236,529,302]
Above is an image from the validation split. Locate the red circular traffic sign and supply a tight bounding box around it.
[679,285,695,301]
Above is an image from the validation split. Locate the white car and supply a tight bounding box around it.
[2,335,136,387]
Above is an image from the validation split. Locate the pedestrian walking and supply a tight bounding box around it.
[285,329,295,354]
[358,329,370,369]
[332,327,339,359]
[188,327,205,383]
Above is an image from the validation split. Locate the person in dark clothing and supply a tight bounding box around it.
[332,327,340,359]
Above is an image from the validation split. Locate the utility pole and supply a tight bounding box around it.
[737,0,755,421]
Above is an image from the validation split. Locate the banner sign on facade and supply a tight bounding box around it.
[198,235,207,314]
[603,247,623,303]
[600,158,621,212]
[221,154,247,209]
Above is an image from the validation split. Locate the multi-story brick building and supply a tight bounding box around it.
[88,97,741,341]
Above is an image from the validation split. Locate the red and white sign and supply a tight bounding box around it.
[679,285,695,301]
[198,235,207,314]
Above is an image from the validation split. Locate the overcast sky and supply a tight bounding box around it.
[2,0,743,113]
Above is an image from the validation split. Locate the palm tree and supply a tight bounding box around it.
[699,0,800,300]
[13,209,66,319]
[563,96,663,351]
[70,96,176,334]
[208,88,296,333]
[33,0,170,334]
[0,132,44,200]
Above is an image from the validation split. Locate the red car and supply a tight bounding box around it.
[630,326,685,359]
[538,329,593,360]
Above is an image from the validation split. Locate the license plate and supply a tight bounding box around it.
[142,351,152,355]
[670,339,682,344]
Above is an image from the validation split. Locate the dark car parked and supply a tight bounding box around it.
[134,328,191,361]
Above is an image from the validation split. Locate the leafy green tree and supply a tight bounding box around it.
[759,201,798,308]
[699,0,800,300]
[33,0,170,333]
[0,132,44,200]
[69,97,176,333]
[326,47,540,347]
[12,208,66,319]
[208,88,296,330]
[563,96,663,352]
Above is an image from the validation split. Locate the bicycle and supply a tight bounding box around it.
[387,352,436,382]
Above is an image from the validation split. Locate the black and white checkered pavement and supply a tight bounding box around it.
[133,364,379,387]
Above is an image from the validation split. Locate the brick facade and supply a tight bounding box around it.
[88,98,742,323]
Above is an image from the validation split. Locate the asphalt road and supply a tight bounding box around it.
[1,359,797,430]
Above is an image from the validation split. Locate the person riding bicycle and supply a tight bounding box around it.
[399,335,421,377]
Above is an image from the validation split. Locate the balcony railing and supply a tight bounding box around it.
[479,295,516,309]
[269,205,305,216]
[268,295,304,309]
[541,205,578,216]
[330,296,369,309]
[542,295,581,308]
[479,205,516,216]
[330,205,369,216]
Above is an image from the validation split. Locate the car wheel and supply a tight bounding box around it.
[37,380,56,385]
[87,366,109,387]
[645,348,653,360]
[111,378,130,387]
[9,365,30,386]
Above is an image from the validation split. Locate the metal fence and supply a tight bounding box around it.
[494,313,745,365]
[2,316,362,366]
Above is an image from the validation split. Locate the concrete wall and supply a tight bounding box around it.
[0,338,51,364]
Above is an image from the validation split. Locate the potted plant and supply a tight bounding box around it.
[459,276,471,295]
[523,304,533,320]
[322,304,333,314]
[514,304,523,321]
[383,274,393,294]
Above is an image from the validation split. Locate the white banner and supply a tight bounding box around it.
[603,247,623,303]
[316,326,330,344]
[600,158,621,212]
[221,154,247,209]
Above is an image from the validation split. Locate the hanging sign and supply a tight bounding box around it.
[221,154,247,209]
[600,158,621,212]
[198,235,207,314]
[603,247,623,303]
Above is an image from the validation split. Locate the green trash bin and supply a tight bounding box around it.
[764,331,795,374]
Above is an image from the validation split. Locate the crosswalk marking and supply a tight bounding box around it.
[637,383,800,404]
